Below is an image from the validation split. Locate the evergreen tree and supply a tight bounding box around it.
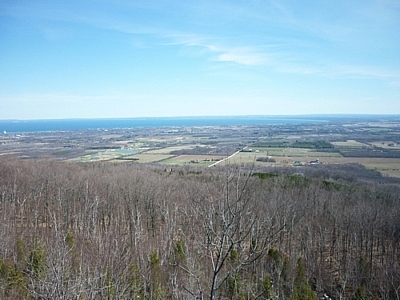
[291,257,317,300]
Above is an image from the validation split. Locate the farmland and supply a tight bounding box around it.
[1,115,400,177]
[1,115,400,299]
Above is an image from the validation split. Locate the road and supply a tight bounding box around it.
[208,146,248,167]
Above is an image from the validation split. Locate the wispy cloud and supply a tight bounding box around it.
[155,29,400,84]
[168,34,380,81]
[332,64,400,83]
[163,33,270,66]
[216,48,268,66]
[2,0,399,97]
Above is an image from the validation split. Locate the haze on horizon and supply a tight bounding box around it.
[1,0,399,120]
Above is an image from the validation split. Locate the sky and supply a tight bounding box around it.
[1,0,400,119]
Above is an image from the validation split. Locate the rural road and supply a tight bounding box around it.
[208,146,248,167]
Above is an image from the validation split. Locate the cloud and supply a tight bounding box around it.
[217,48,267,66]
[332,64,400,83]
[158,33,262,66]
[3,0,399,85]
[159,31,400,84]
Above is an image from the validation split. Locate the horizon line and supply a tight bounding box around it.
[1,113,400,122]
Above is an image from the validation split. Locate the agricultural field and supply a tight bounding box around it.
[249,146,341,157]
[70,149,141,162]
[369,141,400,149]
[1,116,400,177]
[160,155,224,166]
[144,145,203,155]
[2,117,400,300]
[331,140,370,148]
[114,153,174,163]
[273,156,400,177]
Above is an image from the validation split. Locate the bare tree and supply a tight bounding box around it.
[187,166,285,299]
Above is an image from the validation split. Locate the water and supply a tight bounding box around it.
[0,116,329,133]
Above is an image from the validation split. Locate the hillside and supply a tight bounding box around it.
[0,159,399,299]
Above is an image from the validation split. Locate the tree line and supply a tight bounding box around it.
[0,159,399,299]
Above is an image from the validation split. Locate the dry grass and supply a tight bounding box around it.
[331,140,370,148]
[145,145,197,154]
[225,152,264,165]
[279,156,400,177]
[381,170,400,178]
[369,141,400,149]
[250,147,341,157]
[161,155,224,166]
[129,153,174,163]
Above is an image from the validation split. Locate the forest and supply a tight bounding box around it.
[0,159,399,299]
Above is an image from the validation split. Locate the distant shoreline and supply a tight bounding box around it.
[1,115,399,133]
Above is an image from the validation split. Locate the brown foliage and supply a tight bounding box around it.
[0,159,399,299]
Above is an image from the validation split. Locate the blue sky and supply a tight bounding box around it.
[1,0,399,119]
